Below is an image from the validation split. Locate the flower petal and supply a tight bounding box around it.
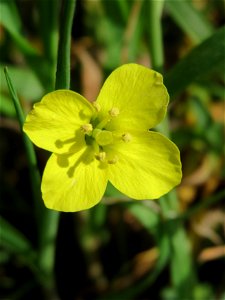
[107,131,182,199]
[23,90,94,153]
[96,64,169,131]
[41,147,108,212]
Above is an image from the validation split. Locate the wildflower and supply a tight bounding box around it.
[23,64,182,212]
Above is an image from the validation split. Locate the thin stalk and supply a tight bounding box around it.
[55,0,76,89]
[4,67,43,221]
[147,1,196,298]
[38,0,77,291]
[37,0,60,90]
[147,0,164,73]
[4,0,77,293]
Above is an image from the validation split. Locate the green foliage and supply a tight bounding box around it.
[0,0,224,299]
[165,26,225,97]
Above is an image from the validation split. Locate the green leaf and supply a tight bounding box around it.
[0,0,38,56]
[0,65,44,101]
[4,67,43,223]
[166,219,196,300]
[0,93,16,117]
[165,26,225,97]
[128,202,159,232]
[99,220,170,300]
[105,181,124,197]
[0,216,37,262]
[166,0,214,43]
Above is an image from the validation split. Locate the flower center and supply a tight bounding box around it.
[93,129,113,146]
[80,105,131,164]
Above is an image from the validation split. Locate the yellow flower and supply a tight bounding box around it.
[23,64,182,212]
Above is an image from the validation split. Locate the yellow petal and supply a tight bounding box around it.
[107,131,182,199]
[41,147,108,212]
[96,64,169,131]
[23,90,94,153]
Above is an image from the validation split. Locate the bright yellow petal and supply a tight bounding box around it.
[23,90,94,153]
[96,64,169,131]
[107,131,182,199]
[41,147,108,212]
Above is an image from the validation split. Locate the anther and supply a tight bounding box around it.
[95,151,106,162]
[108,156,119,164]
[109,107,120,117]
[154,72,163,85]
[81,123,93,134]
[93,101,101,112]
[122,133,132,142]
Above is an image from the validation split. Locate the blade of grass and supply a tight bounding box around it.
[3,67,59,289]
[146,1,197,299]
[0,0,39,56]
[146,0,164,73]
[0,65,44,101]
[99,222,170,300]
[37,0,59,64]
[0,1,54,91]
[165,0,214,43]
[4,67,43,221]
[179,189,225,221]
[0,216,38,273]
[37,0,60,89]
[38,0,77,285]
[38,0,77,288]
[122,0,144,63]
[165,26,225,97]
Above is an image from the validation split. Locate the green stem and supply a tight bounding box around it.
[4,67,43,222]
[55,0,76,89]
[38,0,77,290]
[37,0,60,90]
[147,0,164,73]
[147,1,196,299]
[179,189,225,221]
[4,0,77,293]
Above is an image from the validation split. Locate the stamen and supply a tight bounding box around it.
[95,151,106,162]
[108,155,119,164]
[55,137,76,149]
[81,123,93,135]
[96,107,120,129]
[95,117,110,130]
[122,133,132,142]
[109,107,120,117]
[93,101,101,112]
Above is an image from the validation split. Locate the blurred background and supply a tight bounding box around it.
[0,0,225,299]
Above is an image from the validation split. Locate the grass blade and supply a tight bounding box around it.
[3,67,43,219]
[165,26,225,97]
[166,0,214,43]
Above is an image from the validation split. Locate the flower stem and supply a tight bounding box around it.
[147,1,196,298]
[147,0,164,73]
[37,0,77,290]
[55,0,76,90]
[4,67,43,222]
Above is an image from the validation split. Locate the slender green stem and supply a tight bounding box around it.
[179,189,225,221]
[147,1,196,299]
[147,0,164,73]
[38,0,77,290]
[4,67,43,221]
[4,0,77,292]
[55,0,76,89]
[37,0,60,90]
